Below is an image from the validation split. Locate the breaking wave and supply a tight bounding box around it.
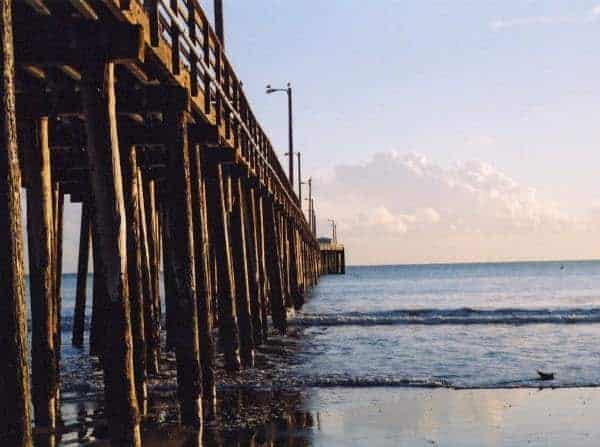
[291,307,600,327]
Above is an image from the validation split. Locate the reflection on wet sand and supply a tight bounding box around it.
[38,333,318,446]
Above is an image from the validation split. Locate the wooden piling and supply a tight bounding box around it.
[89,209,107,358]
[164,102,203,426]
[143,174,161,370]
[228,168,255,367]
[188,142,216,406]
[256,192,270,340]
[204,153,241,371]
[244,182,265,345]
[52,184,64,370]
[158,191,177,352]
[24,116,58,430]
[263,196,287,334]
[72,201,90,348]
[140,172,160,375]
[120,142,147,414]
[81,62,140,445]
[0,2,32,443]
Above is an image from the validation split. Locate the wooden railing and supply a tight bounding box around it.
[127,0,309,236]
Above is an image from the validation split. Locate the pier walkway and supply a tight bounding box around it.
[0,0,344,445]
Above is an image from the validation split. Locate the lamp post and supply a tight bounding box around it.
[328,219,337,245]
[304,177,312,230]
[297,152,302,206]
[265,82,294,193]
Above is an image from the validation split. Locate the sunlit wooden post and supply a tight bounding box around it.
[0,1,32,443]
[81,61,141,445]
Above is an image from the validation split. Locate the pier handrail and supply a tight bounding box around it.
[121,0,313,240]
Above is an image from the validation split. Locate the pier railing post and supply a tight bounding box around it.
[81,61,141,445]
[0,0,33,440]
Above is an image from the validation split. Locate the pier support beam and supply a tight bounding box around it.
[263,195,287,334]
[72,201,91,347]
[188,142,216,408]
[204,152,241,371]
[244,183,265,345]
[81,62,140,446]
[228,168,255,367]
[0,2,32,443]
[120,142,147,414]
[24,116,58,431]
[164,101,203,426]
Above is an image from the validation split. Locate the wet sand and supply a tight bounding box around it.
[36,329,600,446]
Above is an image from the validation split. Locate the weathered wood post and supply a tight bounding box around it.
[89,209,108,357]
[287,219,302,309]
[142,173,161,371]
[158,190,177,352]
[119,141,147,415]
[228,167,255,367]
[72,201,91,347]
[163,90,203,426]
[263,195,287,334]
[204,150,241,371]
[24,116,58,430]
[81,62,141,445]
[52,184,64,368]
[137,169,159,374]
[244,182,265,345]
[256,192,270,340]
[0,3,32,443]
[188,141,216,408]
[140,171,160,374]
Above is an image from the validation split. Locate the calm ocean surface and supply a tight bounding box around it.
[39,260,600,392]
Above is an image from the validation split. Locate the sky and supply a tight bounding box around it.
[40,1,600,270]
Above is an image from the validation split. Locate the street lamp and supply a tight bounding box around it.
[265,82,294,194]
[328,219,337,244]
[303,177,312,229]
[297,152,302,205]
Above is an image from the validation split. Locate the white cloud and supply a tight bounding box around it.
[489,16,575,31]
[489,6,600,31]
[315,152,600,265]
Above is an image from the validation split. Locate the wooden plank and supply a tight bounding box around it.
[14,18,144,66]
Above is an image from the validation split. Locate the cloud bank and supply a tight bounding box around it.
[315,152,600,265]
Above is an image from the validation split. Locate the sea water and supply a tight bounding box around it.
[288,261,600,389]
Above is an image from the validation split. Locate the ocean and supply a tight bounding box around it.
[289,260,600,389]
[28,260,600,445]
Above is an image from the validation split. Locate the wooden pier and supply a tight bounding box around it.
[0,0,344,445]
[319,238,346,275]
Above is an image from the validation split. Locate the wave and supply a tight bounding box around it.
[291,307,600,327]
[296,374,600,390]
